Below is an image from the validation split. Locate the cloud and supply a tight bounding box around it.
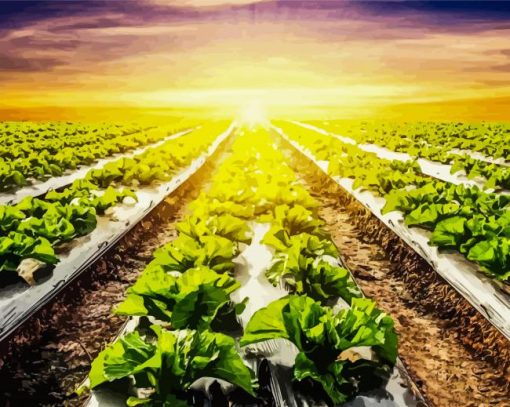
[476,79,510,87]
[0,53,63,72]
[489,63,510,72]
[147,0,264,7]
[0,0,509,118]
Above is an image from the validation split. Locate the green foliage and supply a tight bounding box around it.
[0,206,25,233]
[0,122,156,192]
[176,213,252,244]
[0,232,58,272]
[88,326,255,405]
[467,238,510,281]
[263,229,361,303]
[262,222,336,252]
[147,234,238,275]
[451,155,510,191]
[115,266,245,330]
[259,204,324,238]
[241,295,397,404]
[0,122,228,283]
[268,254,361,304]
[280,120,510,282]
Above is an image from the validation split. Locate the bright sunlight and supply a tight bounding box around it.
[238,102,268,127]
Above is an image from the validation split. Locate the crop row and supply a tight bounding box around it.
[0,121,194,192]
[310,120,510,163]
[276,121,510,285]
[305,120,510,191]
[81,126,398,406]
[0,122,228,287]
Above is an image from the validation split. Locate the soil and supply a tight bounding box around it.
[2,131,510,407]
[0,139,230,407]
[285,143,510,407]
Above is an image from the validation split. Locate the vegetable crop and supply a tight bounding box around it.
[82,125,398,405]
[279,121,510,283]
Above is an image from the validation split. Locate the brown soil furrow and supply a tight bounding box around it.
[284,145,510,407]
[0,140,230,407]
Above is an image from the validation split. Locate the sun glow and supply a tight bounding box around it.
[238,102,268,127]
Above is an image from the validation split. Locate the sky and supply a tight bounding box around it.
[1,0,510,121]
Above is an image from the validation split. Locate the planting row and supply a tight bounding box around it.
[0,122,228,288]
[310,120,510,163]
[82,126,403,407]
[304,120,510,191]
[277,121,510,286]
[0,121,195,193]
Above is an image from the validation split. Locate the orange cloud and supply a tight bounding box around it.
[0,0,509,120]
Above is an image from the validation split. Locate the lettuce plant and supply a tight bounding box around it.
[86,326,255,406]
[147,234,238,275]
[115,266,247,331]
[241,295,397,404]
[176,213,252,244]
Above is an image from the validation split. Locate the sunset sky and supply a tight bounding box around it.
[1,1,510,121]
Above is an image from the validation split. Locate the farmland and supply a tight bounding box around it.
[0,119,509,407]
[3,0,510,404]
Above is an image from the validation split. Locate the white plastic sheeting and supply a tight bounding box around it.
[0,125,232,342]
[291,121,510,193]
[277,127,510,342]
[0,127,195,206]
[87,185,421,406]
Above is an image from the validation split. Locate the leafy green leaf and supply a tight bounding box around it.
[177,214,252,244]
[88,330,160,389]
[0,205,26,233]
[429,216,467,249]
[241,295,397,404]
[467,238,510,281]
[87,326,255,404]
[148,234,237,275]
[259,204,324,237]
[0,232,58,273]
[115,266,243,330]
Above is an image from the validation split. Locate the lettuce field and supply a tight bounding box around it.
[0,119,508,407]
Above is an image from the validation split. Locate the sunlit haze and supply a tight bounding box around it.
[1,1,510,121]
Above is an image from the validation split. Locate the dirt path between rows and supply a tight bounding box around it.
[287,147,510,407]
[0,140,231,407]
